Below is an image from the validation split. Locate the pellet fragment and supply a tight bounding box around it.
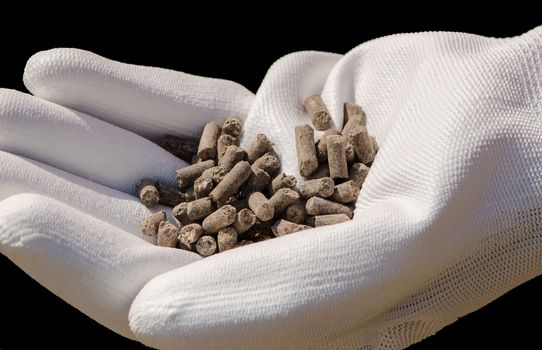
[196,236,217,256]
[350,163,370,188]
[233,208,257,234]
[201,166,228,185]
[269,173,297,195]
[247,134,274,163]
[284,201,306,224]
[219,145,247,172]
[326,135,348,179]
[240,168,271,197]
[271,219,311,237]
[172,202,191,225]
[217,226,238,252]
[295,125,318,177]
[197,122,221,160]
[156,135,198,162]
[251,152,280,175]
[157,182,186,207]
[217,134,239,162]
[137,179,159,207]
[343,102,365,127]
[209,161,252,206]
[370,136,379,154]
[304,95,331,131]
[140,211,166,236]
[178,223,204,250]
[202,205,237,233]
[306,197,353,218]
[248,192,274,221]
[305,163,330,180]
[300,177,334,199]
[314,214,350,227]
[222,116,243,137]
[186,197,214,221]
[348,125,375,164]
[157,221,179,248]
[331,180,360,203]
[317,129,341,162]
[194,176,214,199]
[175,159,215,189]
[269,188,300,216]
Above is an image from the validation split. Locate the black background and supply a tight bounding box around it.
[1,13,542,349]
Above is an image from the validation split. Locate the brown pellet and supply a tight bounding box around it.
[350,163,370,188]
[271,219,311,237]
[248,192,274,221]
[247,134,274,163]
[269,188,300,216]
[348,125,375,165]
[202,205,237,233]
[196,236,217,256]
[217,226,238,252]
[343,102,365,127]
[284,201,306,224]
[222,116,243,138]
[306,197,353,218]
[341,113,364,138]
[331,180,360,204]
[217,134,239,162]
[233,208,257,234]
[140,211,166,236]
[269,173,297,195]
[305,163,330,180]
[157,182,186,207]
[209,161,253,207]
[326,135,348,179]
[240,167,271,197]
[197,122,221,160]
[201,166,228,185]
[219,145,247,172]
[314,214,351,227]
[300,177,335,199]
[156,135,198,163]
[251,152,280,175]
[193,176,214,199]
[172,202,191,226]
[137,179,159,207]
[184,187,196,202]
[304,95,331,131]
[186,197,214,221]
[157,221,179,248]
[317,129,341,162]
[175,159,215,189]
[178,223,204,250]
[295,124,318,177]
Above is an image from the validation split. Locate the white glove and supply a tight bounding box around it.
[2,26,542,350]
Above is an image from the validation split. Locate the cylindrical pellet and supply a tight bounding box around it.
[233,208,257,234]
[268,188,299,216]
[246,134,274,163]
[349,163,370,188]
[202,205,237,233]
[217,134,239,162]
[348,125,375,165]
[196,236,217,256]
[157,182,186,207]
[178,223,204,250]
[271,219,311,237]
[157,221,179,248]
[295,124,318,177]
[251,152,280,175]
[304,95,331,131]
[140,211,166,236]
[248,192,274,221]
[156,135,198,163]
[317,129,340,162]
[341,113,364,138]
[269,173,297,195]
[222,116,243,137]
[197,122,221,160]
[186,197,214,221]
[137,179,159,207]
[219,145,247,172]
[300,177,335,199]
[306,197,353,218]
[193,176,214,199]
[209,161,253,207]
[172,202,191,226]
[175,159,215,189]
[305,163,330,180]
[241,167,271,197]
[343,102,365,127]
[217,226,238,252]
[326,135,348,179]
[331,180,360,203]
[314,214,350,227]
[284,201,306,224]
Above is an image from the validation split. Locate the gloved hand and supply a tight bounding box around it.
[1,26,542,350]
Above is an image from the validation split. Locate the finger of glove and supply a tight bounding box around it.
[23,48,255,140]
[0,89,185,194]
[0,150,173,241]
[0,193,201,339]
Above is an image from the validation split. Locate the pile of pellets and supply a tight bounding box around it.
[138,95,377,257]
